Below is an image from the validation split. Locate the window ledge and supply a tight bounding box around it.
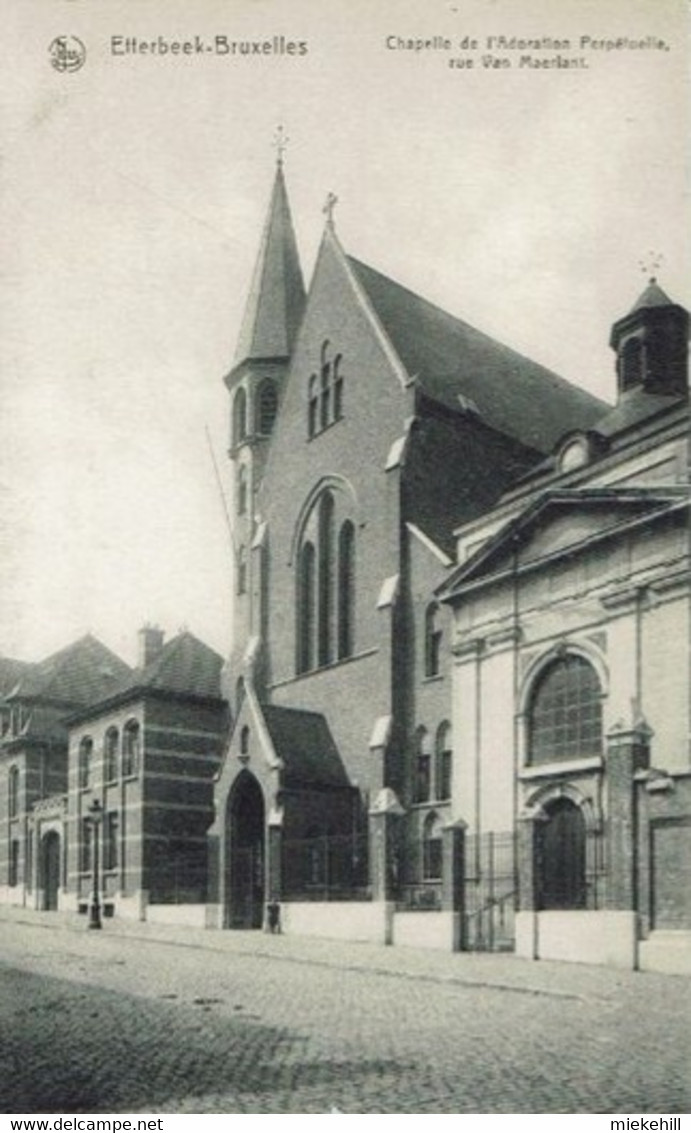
[519,755,603,780]
[409,799,452,811]
[421,674,444,685]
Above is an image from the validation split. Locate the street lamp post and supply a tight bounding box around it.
[87,798,103,930]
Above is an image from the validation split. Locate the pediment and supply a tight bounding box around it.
[442,489,682,596]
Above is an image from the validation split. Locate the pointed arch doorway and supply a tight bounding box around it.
[40,831,61,911]
[227,772,265,928]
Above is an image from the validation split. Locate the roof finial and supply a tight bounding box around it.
[323,191,338,229]
[273,124,289,166]
[638,250,663,285]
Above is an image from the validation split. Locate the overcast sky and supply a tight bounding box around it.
[1,0,688,667]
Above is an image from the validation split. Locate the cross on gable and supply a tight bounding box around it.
[323,192,338,227]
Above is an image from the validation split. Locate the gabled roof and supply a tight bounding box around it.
[7,635,131,707]
[0,656,32,699]
[233,162,306,366]
[440,488,685,600]
[347,257,607,453]
[114,631,224,703]
[261,705,351,790]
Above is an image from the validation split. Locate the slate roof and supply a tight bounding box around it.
[631,279,675,313]
[348,257,608,454]
[233,163,306,366]
[0,656,32,698]
[112,631,224,703]
[590,389,685,440]
[7,635,131,707]
[262,705,351,790]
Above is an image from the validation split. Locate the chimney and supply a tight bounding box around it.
[138,624,164,669]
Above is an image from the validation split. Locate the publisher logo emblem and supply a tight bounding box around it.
[49,36,86,73]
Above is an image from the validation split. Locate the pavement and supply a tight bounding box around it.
[0,905,689,1114]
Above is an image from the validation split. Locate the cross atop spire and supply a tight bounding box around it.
[273,124,289,166]
[323,191,338,229]
[232,159,306,367]
[638,250,663,284]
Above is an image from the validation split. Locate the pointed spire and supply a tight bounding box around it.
[233,158,306,366]
[630,278,675,313]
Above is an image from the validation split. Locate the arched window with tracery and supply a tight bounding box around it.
[232,387,248,445]
[237,464,248,516]
[435,722,452,801]
[422,812,443,880]
[424,603,442,678]
[296,486,356,675]
[338,520,355,661]
[78,737,93,789]
[122,721,140,778]
[104,728,119,783]
[257,380,278,435]
[528,654,602,766]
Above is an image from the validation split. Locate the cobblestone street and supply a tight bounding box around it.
[1,909,689,1114]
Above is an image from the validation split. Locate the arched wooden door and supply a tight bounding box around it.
[41,831,61,911]
[536,798,586,910]
[227,772,265,928]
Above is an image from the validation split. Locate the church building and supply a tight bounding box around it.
[206,156,621,950]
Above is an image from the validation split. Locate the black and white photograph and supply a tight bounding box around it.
[1,0,689,1118]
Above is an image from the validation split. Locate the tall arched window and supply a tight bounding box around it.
[422,812,443,880]
[104,728,119,782]
[122,721,140,778]
[296,487,356,675]
[232,387,248,445]
[78,737,93,790]
[620,337,644,390]
[317,492,334,667]
[237,545,247,595]
[333,354,344,420]
[528,654,602,765]
[297,542,316,674]
[308,375,319,438]
[237,464,248,516]
[413,727,431,803]
[8,765,19,818]
[424,603,442,678]
[435,722,452,801]
[338,520,355,661]
[257,380,278,435]
[319,341,331,432]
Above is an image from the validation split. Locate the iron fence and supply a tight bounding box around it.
[464,830,517,951]
[282,830,369,901]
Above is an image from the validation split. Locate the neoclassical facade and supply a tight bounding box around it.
[441,280,690,968]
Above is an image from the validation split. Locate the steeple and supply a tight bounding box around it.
[233,158,306,368]
[610,278,689,399]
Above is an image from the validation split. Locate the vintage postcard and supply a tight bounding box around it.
[1,0,689,1119]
